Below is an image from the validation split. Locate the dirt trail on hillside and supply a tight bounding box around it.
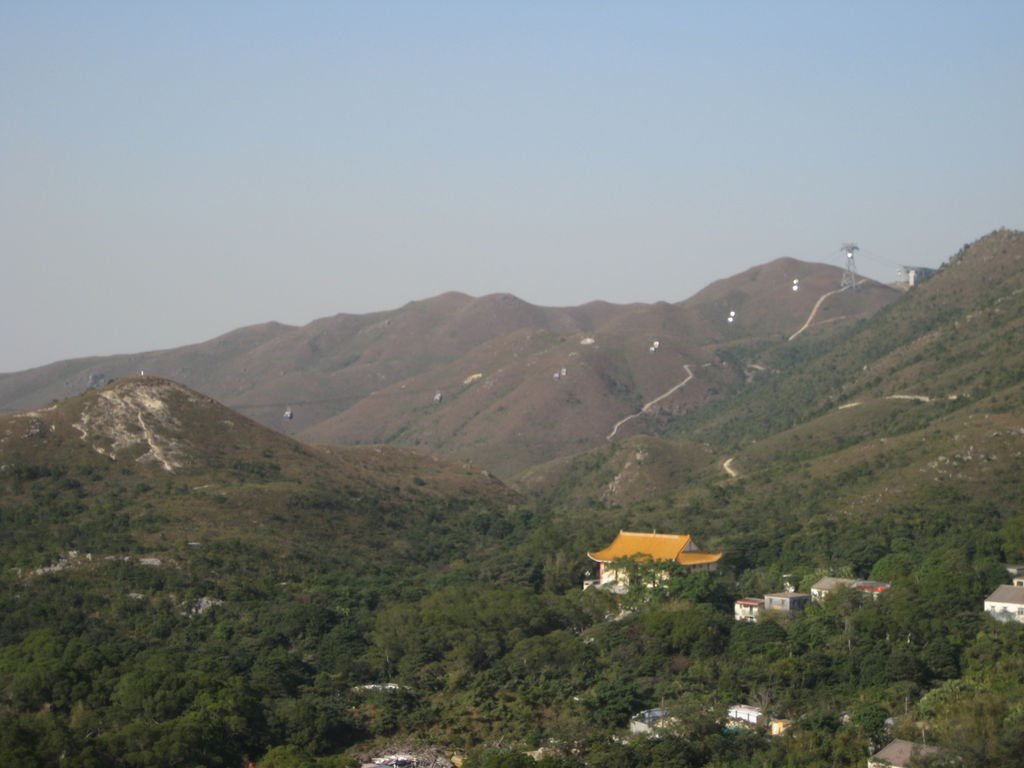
[722,457,739,477]
[607,364,694,441]
[788,284,854,341]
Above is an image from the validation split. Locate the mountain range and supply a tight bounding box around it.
[5,230,1022,553]
[0,257,898,478]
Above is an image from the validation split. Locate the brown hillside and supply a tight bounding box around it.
[0,259,899,477]
[300,261,898,476]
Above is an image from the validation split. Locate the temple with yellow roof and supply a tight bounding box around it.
[585,531,723,590]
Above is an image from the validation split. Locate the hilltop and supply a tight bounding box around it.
[0,376,519,575]
[0,258,899,478]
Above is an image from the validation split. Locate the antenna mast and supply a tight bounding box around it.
[840,243,860,290]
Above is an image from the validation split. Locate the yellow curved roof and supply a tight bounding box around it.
[588,531,721,565]
[676,551,724,566]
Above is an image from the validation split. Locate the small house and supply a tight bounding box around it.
[764,592,811,613]
[867,739,942,767]
[734,597,764,622]
[985,584,1024,623]
[727,704,762,726]
[585,531,723,589]
[811,577,892,602]
[897,266,937,288]
[811,577,857,601]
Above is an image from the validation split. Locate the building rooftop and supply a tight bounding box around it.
[869,739,942,767]
[854,580,891,592]
[811,576,857,591]
[587,530,722,566]
[986,584,1024,605]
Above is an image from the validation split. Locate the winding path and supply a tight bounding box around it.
[607,364,694,441]
[787,278,874,341]
[790,280,864,342]
[722,457,739,477]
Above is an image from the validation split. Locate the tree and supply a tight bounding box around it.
[259,744,317,768]
[466,747,536,768]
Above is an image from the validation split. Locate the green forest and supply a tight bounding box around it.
[2,451,1022,767]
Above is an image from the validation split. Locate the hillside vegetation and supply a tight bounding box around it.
[3,232,1024,767]
[0,378,552,766]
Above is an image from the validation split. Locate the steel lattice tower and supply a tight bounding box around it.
[840,243,860,289]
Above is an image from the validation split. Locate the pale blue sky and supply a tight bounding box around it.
[2,1,1022,372]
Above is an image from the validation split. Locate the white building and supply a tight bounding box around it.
[985,584,1024,623]
[897,266,937,287]
[734,598,764,622]
[727,704,762,725]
